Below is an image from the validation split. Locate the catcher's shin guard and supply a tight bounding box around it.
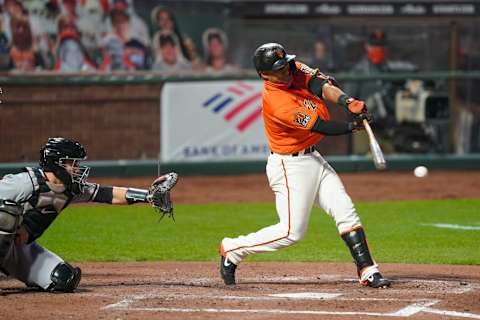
[341,227,376,278]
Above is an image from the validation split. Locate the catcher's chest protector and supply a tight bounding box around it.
[22,167,74,241]
[23,167,73,213]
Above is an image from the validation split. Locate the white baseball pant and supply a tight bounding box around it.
[221,150,379,279]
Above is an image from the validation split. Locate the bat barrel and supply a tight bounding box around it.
[363,120,387,170]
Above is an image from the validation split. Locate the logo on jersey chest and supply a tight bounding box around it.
[303,99,317,111]
[294,112,311,128]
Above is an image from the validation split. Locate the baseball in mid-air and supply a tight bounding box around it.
[414,166,428,178]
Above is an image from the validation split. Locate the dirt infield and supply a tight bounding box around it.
[2,170,480,319]
[1,262,480,319]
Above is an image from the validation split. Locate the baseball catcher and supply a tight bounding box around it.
[0,137,178,293]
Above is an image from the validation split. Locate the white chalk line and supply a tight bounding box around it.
[423,307,480,319]
[100,276,480,318]
[101,276,479,310]
[102,292,429,310]
[389,300,439,316]
[103,304,480,319]
[421,223,480,231]
[111,301,480,319]
[97,290,480,319]
[108,306,397,316]
[109,306,416,317]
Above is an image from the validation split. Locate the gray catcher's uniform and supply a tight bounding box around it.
[0,167,99,290]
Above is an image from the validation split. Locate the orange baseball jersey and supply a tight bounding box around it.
[262,61,330,154]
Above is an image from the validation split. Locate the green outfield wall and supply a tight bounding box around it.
[1,154,479,177]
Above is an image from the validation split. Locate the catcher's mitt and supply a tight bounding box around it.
[147,172,178,221]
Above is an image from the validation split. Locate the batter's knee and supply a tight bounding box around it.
[47,262,82,293]
[335,206,361,232]
[287,228,307,243]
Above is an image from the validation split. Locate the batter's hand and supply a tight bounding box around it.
[350,111,373,132]
[354,111,373,125]
[347,99,367,114]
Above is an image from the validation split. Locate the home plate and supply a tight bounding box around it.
[269,292,342,299]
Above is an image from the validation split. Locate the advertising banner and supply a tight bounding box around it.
[161,80,269,162]
[231,2,479,17]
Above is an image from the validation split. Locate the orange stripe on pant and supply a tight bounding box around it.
[224,159,292,256]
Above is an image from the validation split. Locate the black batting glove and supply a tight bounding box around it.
[348,111,373,132]
[352,111,373,125]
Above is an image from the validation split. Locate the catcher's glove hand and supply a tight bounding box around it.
[147,172,179,221]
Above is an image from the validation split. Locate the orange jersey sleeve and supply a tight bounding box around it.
[262,61,331,154]
[293,61,331,90]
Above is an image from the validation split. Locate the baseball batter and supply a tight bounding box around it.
[0,137,177,292]
[220,43,390,288]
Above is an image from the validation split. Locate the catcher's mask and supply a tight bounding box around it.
[253,43,296,76]
[39,137,90,195]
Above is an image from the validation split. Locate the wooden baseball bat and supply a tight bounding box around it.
[363,119,387,170]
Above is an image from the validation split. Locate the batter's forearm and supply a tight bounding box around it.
[323,84,365,114]
[322,83,349,104]
[308,76,356,108]
[311,117,355,135]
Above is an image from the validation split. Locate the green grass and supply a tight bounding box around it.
[37,199,480,264]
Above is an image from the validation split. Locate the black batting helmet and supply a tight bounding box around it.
[253,43,296,74]
[40,137,89,195]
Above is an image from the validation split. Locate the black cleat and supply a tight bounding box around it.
[220,255,237,285]
[362,272,391,288]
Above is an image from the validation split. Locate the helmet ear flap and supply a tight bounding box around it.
[39,147,58,172]
[53,165,75,191]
